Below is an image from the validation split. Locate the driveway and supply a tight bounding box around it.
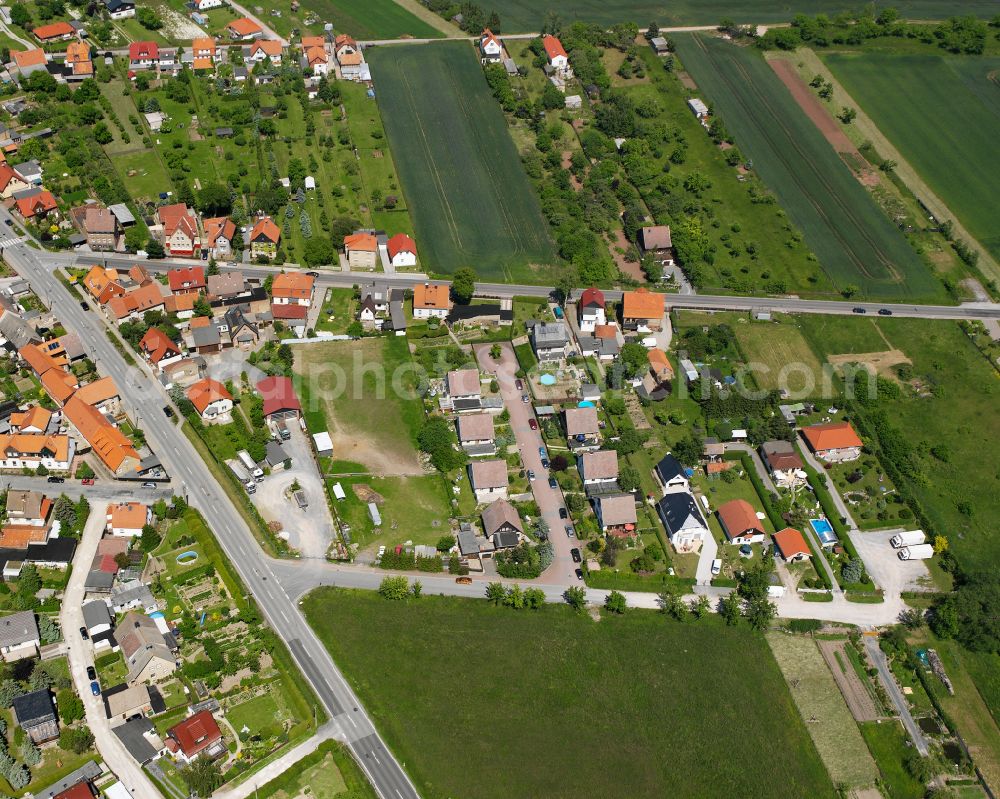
[61,502,162,796]
[693,529,718,586]
[849,529,931,595]
[250,426,333,559]
[473,343,579,585]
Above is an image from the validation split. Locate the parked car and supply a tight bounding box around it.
[515,379,523,390]
[90,681,101,696]
[305,271,319,277]
[527,470,536,481]
[558,507,568,519]
[141,482,156,489]
[521,394,530,404]
[86,665,96,680]
[575,568,584,581]
[4,219,12,226]
[81,478,94,486]
[878,308,893,316]
[711,559,722,576]
[46,476,64,484]
[548,477,558,489]
[455,576,472,585]
[564,525,575,538]
[571,548,582,563]
[541,458,549,469]
[78,626,89,641]
[538,446,547,458]
[528,419,538,430]
[852,307,866,314]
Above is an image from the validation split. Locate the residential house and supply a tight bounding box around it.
[271,272,314,307]
[638,225,673,262]
[167,266,206,296]
[12,49,48,79]
[156,203,200,257]
[0,433,73,471]
[456,413,495,456]
[32,22,75,43]
[107,502,150,537]
[469,459,508,503]
[334,34,363,80]
[480,498,521,541]
[759,440,806,489]
[187,378,232,423]
[577,287,605,332]
[139,328,183,371]
[386,233,416,268]
[446,368,482,412]
[249,216,280,260]
[12,689,58,743]
[106,684,153,726]
[12,160,43,185]
[621,288,664,332]
[160,358,205,389]
[654,453,690,494]
[244,39,282,65]
[119,611,176,685]
[531,321,570,363]
[542,34,571,77]
[206,271,248,301]
[84,207,119,251]
[72,373,120,414]
[186,318,223,354]
[479,28,502,63]
[564,406,600,451]
[257,376,300,421]
[106,283,166,323]
[226,17,263,40]
[63,395,140,477]
[113,717,164,765]
[773,527,811,563]
[105,0,135,19]
[224,306,258,348]
[191,38,217,62]
[6,490,50,526]
[111,581,157,614]
[578,450,619,494]
[801,422,863,463]
[358,284,389,329]
[203,217,236,259]
[343,232,377,270]
[0,164,30,199]
[63,41,93,79]
[412,283,451,319]
[194,0,222,9]
[166,710,224,763]
[82,600,113,636]
[716,499,765,545]
[9,406,52,434]
[303,45,329,75]
[639,348,673,401]
[128,41,159,70]
[656,491,709,552]
[15,190,58,221]
[595,494,637,537]
[579,324,620,362]
[0,610,40,661]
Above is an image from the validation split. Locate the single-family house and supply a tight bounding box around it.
[207,271,248,301]
[105,0,135,19]
[801,422,862,463]
[717,499,766,544]
[759,440,806,488]
[303,45,329,75]
[564,406,600,451]
[157,203,200,257]
[191,38,217,62]
[638,225,673,261]
[226,17,263,41]
[84,207,119,251]
[12,49,48,79]
[0,164,30,199]
[0,433,73,471]
[446,368,482,412]
[249,216,280,260]
[639,348,674,401]
[595,494,637,537]
[654,452,689,494]
[105,283,166,323]
[271,271,314,307]
[622,288,664,332]
[6,490,50,526]
[139,328,183,371]
[469,459,508,503]
[656,491,709,552]
[128,41,159,70]
[245,39,282,65]
[113,717,164,765]
[82,600,113,637]
[577,287,605,332]
[412,283,451,319]
[12,689,58,743]
[15,190,58,221]
[386,233,416,268]
[64,41,93,78]
[203,217,236,259]
[166,710,224,763]
[105,684,153,726]
[32,21,75,43]
[480,498,521,541]
[119,611,176,685]
[343,232,377,269]
[0,610,40,661]
[187,378,233,423]
[167,266,206,296]
[111,581,157,614]
[578,449,619,493]
[257,376,300,421]
[456,413,495,455]
[224,306,259,348]
[542,34,570,77]
[531,321,570,363]
[334,34,363,80]
[357,284,389,329]
[107,502,151,537]
[479,29,502,63]
[773,527,811,563]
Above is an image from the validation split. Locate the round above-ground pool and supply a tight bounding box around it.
[176,550,199,564]
[539,374,557,386]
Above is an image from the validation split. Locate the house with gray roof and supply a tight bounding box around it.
[656,491,708,552]
[469,459,508,503]
[12,688,58,743]
[83,600,113,635]
[113,716,163,764]
[579,450,619,495]
[456,413,495,456]
[594,494,637,537]
[480,498,522,539]
[0,610,39,661]
[531,321,570,362]
[111,580,157,614]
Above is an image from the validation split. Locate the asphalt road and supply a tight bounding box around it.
[6,241,419,799]
[1,475,173,504]
[64,253,1000,321]
[864,635,929,755]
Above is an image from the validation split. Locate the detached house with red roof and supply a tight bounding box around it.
[343,231,377,270]
[249,216,279,260]
[578,287,605,332]
[15,190,58,221]
[479,29,502,63]
[542,34,571,78]
[717,499,766,545]
[191,37,217,62]
[334,34,364,80]
[167,710,224,763]
[139,328,183,371]
[244,39,283,65]
[32,21,75,43]
[167,266,206,296]
[801,421,863,463]
[412,283,451,320]
[203,216,236,259]
[256,376,300,421]
[129,41,159,70]
[187,378,232,423]
[225,17,263,41]
[621,288,664,333]
[773,527,811,563]
[156,203,200,257]
[271,272,314,307]
[64,41,92,79]
[11,49,48,79]
[386,233,416,268]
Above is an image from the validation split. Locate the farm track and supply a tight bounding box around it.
[817,639,881,723]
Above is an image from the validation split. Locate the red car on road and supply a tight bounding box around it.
[528,419,538,430]
[81,478,95,485]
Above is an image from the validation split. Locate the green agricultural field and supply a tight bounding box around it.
[303,589,836,799]
[823,53,1000,261]
[674,33,940,300]
[300,0,441,40]
[472,0,998,32]
[368,42,559,281]
[731,317,825,393]
[859,721,925,799]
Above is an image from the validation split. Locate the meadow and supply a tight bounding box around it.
[301,0,442,39]
[823,53,1000,261]
[731,317,825,392]
[303,589,836,799]
[368,42,558,281]
[474,0,999,32]
[673,34,940,300]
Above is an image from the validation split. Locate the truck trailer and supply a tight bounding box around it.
[898,544,934,561]
[237,449,265,481]
[890,530,925,549]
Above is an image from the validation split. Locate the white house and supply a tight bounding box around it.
[577,287,605,333]
[654,453,689,495]
[657,492,709,552]
[387,233,417,269]
[469,459,508,504]
[479,29,502,63]
[0,611,40,662]
[187,378,233,424]
[446,368,482,412]
[0,434,74,472]
[194,0,222,8]
[760,440,807,489]
[412,283,451,319]
[542,34,571,77]
[107,501,151,537]
[578,450,618,490]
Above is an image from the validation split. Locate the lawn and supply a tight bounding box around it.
[300,0,442,39]
[227,693,285,739]
[824,53,1000,262]
[252,740,375,799]
[303,588,836,799]
[731,316,825,393]
[859,720,926,799]
[673,33,940,300]
[472,0,999,32]
[315,288,356,334]
[367,41,559,281]
[294,337,425,474]
[767,632,879,789]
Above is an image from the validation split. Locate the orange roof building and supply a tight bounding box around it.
[0,433,73,472]
[413,283,451,318]
[801,422,863,462]
[40,368,79,404]
[647,348,673,378]
[12,49,47,71]
[139,328,182,366]
[0,524,50,548]
[63,395,140,476]
[271,272,314,304]
[83,265,126,304]
[386,233,416,265]
[251,216,280,243]
[72,375,119,408]
[773,528,811,562]
[226,17,263,39]
[18,342,63,377]
[249,39,282,59]
[106,283,166,321]
[65,41,91,75]
[9,406,53,434]
[32,21,74,41]
[622,288,665,330]
[15,190,58,219]
[107,501,150,535]
[343,232,376,252]
[301,35,325,48]
[716,499,765,543]
[187,378,233,420]
[542,34,568,62]
[191,37,216,58]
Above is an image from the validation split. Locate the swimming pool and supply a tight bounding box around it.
[809,519,833,535]
[176,550,199,564]
[539,374,556,386]
[578,401,595,408]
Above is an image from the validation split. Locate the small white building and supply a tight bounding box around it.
[687,98,709,119]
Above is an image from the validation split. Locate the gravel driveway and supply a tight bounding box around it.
[849,529,931,594]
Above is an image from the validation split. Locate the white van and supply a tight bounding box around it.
[711,559,722,576]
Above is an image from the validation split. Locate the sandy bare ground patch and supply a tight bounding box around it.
[828,350,910,380]
[817,639,880,722]
[609,226,645,282]
[351,484,385,504]
[327,427,424,476]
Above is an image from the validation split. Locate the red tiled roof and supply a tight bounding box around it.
[12,49,46,68]
[579,287,604,308]
[343,232,376,252]
[386,233,415,260]
[716,499,764,541]
[15,190,57,219]
[251,216,280,243]
[129,41,159,60]
[622,288,664,320]
[0,164,27,192]
[203,216,235,243]
[168,710,222,758]
[271,272,313,300]
[226,17,262,36]
[167,266,206,292]
[187,378,232,414]
[542,34,567,61]
[271,302,307,320]
[256,376,300,417]
[802,422,863,452]
[773,527,811,560]
[32,21,74,40]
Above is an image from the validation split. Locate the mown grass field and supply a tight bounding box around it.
[732,318,825,393]
[823,53,1000,261]
[368,42,558,281]
[474,0,998,32]
[859,721,926,799]
[303,589,836,799]
[673,34,939,300]
[300,0,441,39]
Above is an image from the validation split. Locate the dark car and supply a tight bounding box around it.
[163,405,174,418]
[527,470,536,481]
[305,271,319,277]
[541,458,550,469]
[852,307,866,314]
[79,300,90,311]
[79,626,89,641]
[558,507,568,520]
[86,665,96,680]
[90,681,101,696]
[528,419,538,431]
[878,308,893,316]
[4,219,12,226]
[571,548,582,563]
[548,477,558,489]
[46,476,65,483]
[515,379,523,390]
[575,568,584,581]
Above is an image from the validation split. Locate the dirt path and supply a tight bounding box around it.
[817,639,880,722]
[772,48,1000,286]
